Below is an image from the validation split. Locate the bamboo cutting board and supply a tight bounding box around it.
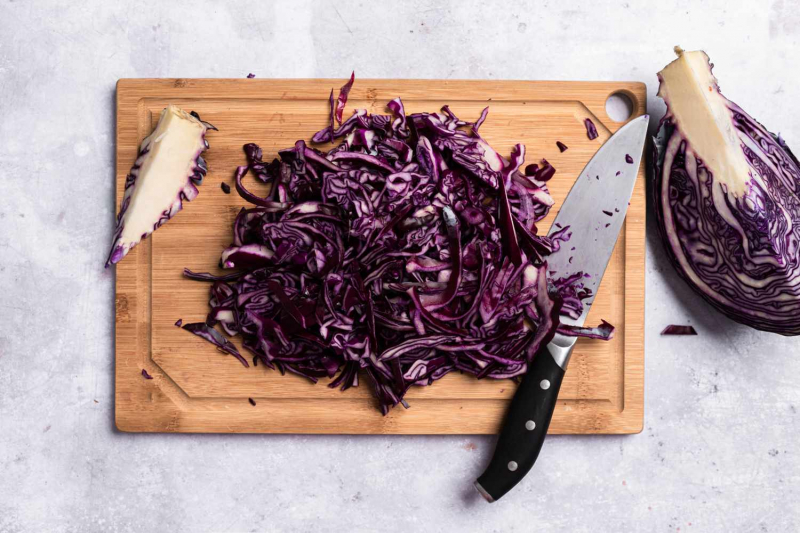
[115,78,645,434]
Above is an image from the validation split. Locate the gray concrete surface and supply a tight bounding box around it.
[1,1,799,531]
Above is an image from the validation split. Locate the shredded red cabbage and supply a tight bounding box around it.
[141,369,154,380]
[557,319,614,340]
[249,398,257,406]
[221,182,231,194]
[336,72,355,125]
[247,73,256,79]
[184,77,613,414]
[537,160,556,182]
[625,154,634,164]
[661,325,698,335]
[584,118,599,140]
[174,319,182,327]
[556,141,568,153]
[182,322,250,368]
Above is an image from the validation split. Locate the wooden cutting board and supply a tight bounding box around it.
[115,78,645,434]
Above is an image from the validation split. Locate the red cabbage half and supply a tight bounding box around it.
[185,78,612,413]
[654,48,800,335]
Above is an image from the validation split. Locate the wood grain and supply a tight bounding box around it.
[115,78,645,434]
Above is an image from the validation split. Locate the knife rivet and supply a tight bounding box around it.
[507,461,518,472]
[540,379,550,390]
[525,420,536,431]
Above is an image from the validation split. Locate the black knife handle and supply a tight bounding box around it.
[475,344,566,502]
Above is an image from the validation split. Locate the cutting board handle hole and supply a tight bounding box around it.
[605,92,634,123]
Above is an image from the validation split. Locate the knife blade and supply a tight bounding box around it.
[546,115,649,327]
[474,115,649,503]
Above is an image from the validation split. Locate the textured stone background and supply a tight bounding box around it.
[1,1,798,531]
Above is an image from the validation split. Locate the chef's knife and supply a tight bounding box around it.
[474,115,649,502]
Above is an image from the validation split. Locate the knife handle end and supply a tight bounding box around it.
[473,480,495,503]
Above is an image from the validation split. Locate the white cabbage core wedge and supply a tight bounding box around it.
[106,105,215,266]
[657,47,754,196]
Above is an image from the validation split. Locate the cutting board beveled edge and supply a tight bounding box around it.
[114,78,645,434]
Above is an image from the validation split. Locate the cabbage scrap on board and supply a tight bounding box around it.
[183,78,613,414]
[654,48,800,335]
[106,105,216,266]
